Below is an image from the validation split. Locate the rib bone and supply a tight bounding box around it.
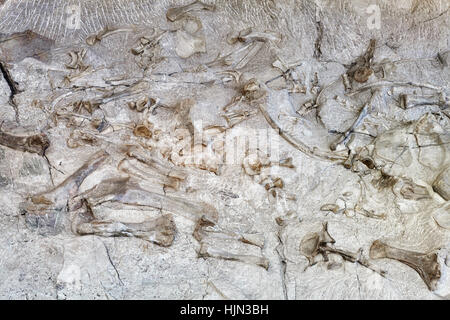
[126,146,186,181]
[166,0,215,22]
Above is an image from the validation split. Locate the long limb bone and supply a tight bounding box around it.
[24,150,109,233]
[370,240,441,290]
[193,216,265,248]
[76,214,176,247]
[126,146,186,181]
[433,166,450,200]
[400,92,449,109]
[118,158,181,192]
[198,243,269,270]
[78,177,218,223]
[346,80,443,97]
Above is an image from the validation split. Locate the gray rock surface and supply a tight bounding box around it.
[0,0,449,300]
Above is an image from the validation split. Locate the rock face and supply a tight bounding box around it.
[0,0,449,300]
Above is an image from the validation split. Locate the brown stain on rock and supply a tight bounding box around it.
[0,30,55,64]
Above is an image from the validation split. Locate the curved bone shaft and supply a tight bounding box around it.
[166,0,215,22]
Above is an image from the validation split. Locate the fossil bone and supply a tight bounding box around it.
[0,129,49,155]
[65,49,87,71]
[77,177,218,223]
[76,214,176,247]
[433,166,450,200]
[24,150,109,233]
[193,216,265,248]
[86,27,135,46]
[299,222,335,265]
[126,146,186,181]
[369,240,441,291]
[399,92,448,109]
[346,39,376,83]
[258,102,347,162]
[207,41,264,70]
[330,90,378,151]
[118,158,181,192]
[198,243,269,270]
[228,28,281,44]
[300,223,385,275]
[166,0,215,22]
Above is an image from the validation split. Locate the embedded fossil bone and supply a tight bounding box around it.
[342,73,352,92]
[0,129,49,155]
[296,100,315,117]
[242,151,271,176]
[198,243,269,270]
[207,41,264,70]
[346,39,376,83]
[396,179,431,201]
[76,214,176,247]
[399,92,449,109]
[258,102,347,162]
[66,130,98,148]
[193,216,265,248]
[369,240,441,291]
[128,95,149,112]
[24,151,109,233]
[228,28,281,44]
[126,146,186,181]
[299,222,335,264]
[166,0,215,22]
[132,120,153,138]
[346,80,443,97]
[223,109,258,128]
[318,245,385,276]
[433,166,450,200]
[131,31,166,56]
[86,27,135,46]
[65,49,87,70]
[78,177,218,222]
[117,158,181,192]
[320,204,340,214]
